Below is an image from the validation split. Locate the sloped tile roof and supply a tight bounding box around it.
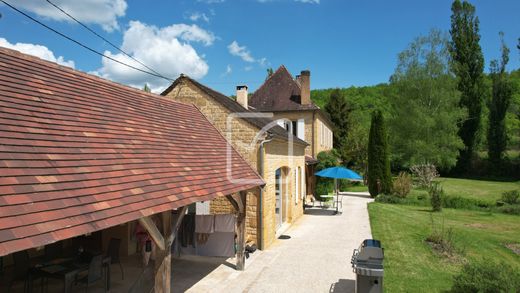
[0,47,263,256]
[161,75,308,146]
[249,66,320,112]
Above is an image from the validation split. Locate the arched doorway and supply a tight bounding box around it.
[275,167,290,231]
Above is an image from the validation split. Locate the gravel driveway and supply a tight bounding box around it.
[184,192,373,293]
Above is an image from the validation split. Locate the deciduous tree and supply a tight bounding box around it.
[488,32,513,166]
[324,89,351,161]
[449,0,485,172]
[389,30,465,170]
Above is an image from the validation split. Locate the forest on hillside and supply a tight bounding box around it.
[312,68,520,178]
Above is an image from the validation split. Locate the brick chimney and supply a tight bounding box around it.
[300,70,311,105]
[236,85,248,109]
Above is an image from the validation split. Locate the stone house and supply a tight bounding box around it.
[162,76,309,249]
[249,66,335,198]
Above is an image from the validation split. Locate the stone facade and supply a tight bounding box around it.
[163,79,307,249]
[270,110,333,158]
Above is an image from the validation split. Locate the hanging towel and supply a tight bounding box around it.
[195,215,215,233]
[214,214,236,233]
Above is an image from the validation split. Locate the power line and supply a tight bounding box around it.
[1,0,270,87]
[44,0,170,81]
[0,0,173,82]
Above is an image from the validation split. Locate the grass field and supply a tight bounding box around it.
[369,203,520,292]
[434,177,520,203]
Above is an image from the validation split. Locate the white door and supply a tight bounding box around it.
[275,168,282,230]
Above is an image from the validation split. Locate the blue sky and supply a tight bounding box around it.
[0,0,519,95]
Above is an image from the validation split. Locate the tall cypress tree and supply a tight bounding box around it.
[368,110,392,197]
[488,33,513,167]
[449,0,485,173]
[324,89,351,154]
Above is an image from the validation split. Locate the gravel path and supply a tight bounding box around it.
[185,193,373,293]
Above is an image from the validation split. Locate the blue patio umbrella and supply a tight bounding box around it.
[315,166,363,214]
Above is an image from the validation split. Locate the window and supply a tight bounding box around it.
[301,166,305,200]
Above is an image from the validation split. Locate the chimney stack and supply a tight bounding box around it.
[300,70,311,105]
[236,85,248,109]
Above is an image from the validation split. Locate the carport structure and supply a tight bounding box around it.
[0,47,263,292]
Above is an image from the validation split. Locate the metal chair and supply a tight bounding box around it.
[106,238,124,280]
[7,250,30,292]
[333,193,344,210]
[76,254,104,292]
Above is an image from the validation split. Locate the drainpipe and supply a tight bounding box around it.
[258,134,273,250]
[312,110,316,157]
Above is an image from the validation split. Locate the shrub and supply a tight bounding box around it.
[393,172,412,198]
[442,196,490,210]
[426,216,458,257]
[450,259,520,293]
[497,204,520,215]
[501,190,519,205]
[429,182,443,212]
[410,163,439,188]
[375,194,402,204]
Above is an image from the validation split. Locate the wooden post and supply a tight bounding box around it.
[236,191,247,271]
[225,191,247,271]
[139,206,187,293]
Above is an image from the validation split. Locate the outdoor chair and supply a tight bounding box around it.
[333,193,344,210]
[44,242,62,262]
[76,254,104,293]
[106,238,124,280]
[7,250,32,292]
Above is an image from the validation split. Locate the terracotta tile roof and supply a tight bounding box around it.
[161,75,308,146]
[249,66,320,112]
[0,47,263,256]
[249,66,334,128]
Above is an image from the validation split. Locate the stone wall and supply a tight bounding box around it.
[262,140,306,248]
[271,111,314,157]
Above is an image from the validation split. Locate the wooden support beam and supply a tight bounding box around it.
[168,206,188,246]
[236,190,247,271]
[138,216,166,251]
[226,194,240,212]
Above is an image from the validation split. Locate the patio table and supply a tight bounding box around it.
[28,255,111,293]
[319,195,334,207]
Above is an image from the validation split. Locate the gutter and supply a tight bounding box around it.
[258,134,273,250]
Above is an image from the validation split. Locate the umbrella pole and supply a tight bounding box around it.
[335,178,339,214]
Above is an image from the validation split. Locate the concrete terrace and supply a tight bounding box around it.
[176,192,373,293]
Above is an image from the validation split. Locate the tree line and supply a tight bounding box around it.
[314,0,520,195]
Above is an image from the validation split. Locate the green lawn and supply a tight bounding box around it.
[432,177,520,203]
[369,203,520,292]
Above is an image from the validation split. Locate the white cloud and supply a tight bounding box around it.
[227,41,269,68]
[13,0,127,32]
[0,38,75,68]
[197,0,225,3]
[294,0,320,3]
[221,64,232,76]
[189,12,210,23]
[227,41,255,62]
[97,21,211,92]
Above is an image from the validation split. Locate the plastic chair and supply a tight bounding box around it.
[106,238,124,280]
[76,254,104,292]
[333,193,344,210]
